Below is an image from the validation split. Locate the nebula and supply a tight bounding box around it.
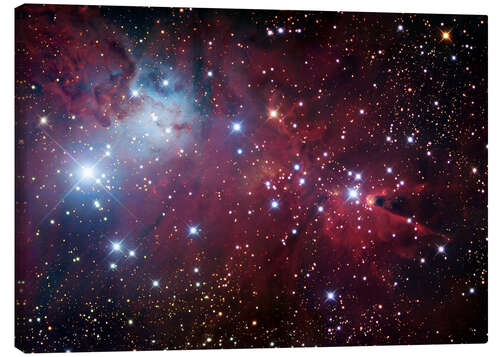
[15,5,487,352]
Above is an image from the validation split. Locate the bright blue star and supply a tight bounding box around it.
[348,188,359,199]
[232,122,242,132]
[81,166,94,179]
[326,291,336,301]
[111,242,121,252]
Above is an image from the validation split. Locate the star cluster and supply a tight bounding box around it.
[15,5,487,353]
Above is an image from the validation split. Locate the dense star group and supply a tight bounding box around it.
[15,5,487,352]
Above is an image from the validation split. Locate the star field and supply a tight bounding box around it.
[15,5,487,352]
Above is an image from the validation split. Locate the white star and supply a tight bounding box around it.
[82,166,94,179]
[232,122,242,132]
[348,188,359,199]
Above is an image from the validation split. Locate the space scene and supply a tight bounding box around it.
[15,4,487,353]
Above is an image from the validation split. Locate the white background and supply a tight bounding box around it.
[0,0,497,355]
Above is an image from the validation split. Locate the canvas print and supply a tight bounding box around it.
[15,4,487,352]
